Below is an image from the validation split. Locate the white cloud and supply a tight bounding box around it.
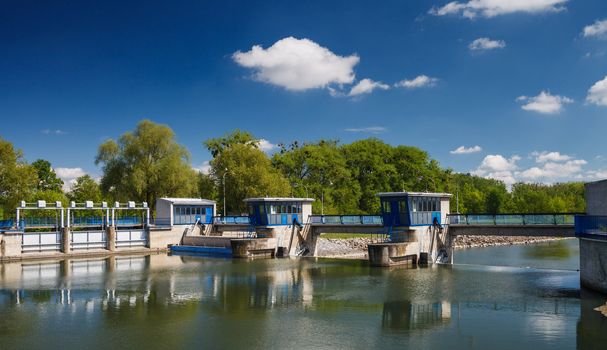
[472,154,520,185]
[451,145,482,154]
[55,167,87,191]
[583,19,607,38]
[41,129,66,135]
[429,0,568,19]
[587,169,607,180]
[193,161,211,175]
[232,37,359,91]
[516,91,573,114]
[470,151,602,185]
[531,151,572,163]
[469,37,506,51]
[257,139,279,153]
[348,79,389,97]
[518,159,587,181]
[586,75,607,106]
[394,75,438,89]
[345,126,387,134]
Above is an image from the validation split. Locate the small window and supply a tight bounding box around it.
[383,201,391,213]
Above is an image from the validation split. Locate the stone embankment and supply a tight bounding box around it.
[452,235,563,248]
[315,236,566,259]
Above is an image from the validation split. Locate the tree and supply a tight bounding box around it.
[95,120,198,209]
[273,140,360,214]
[0,137,37,216]
[198,173,218,201]
[31,159,64,192]
[68,175,102,203]
[205,129,257,157]
[205,131,290,214]
[342,139,397,213]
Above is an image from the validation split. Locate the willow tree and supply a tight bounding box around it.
[95,120,198,209]
[0,137,37,216]
[205,131,290,215]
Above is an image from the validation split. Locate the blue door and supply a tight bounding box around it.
[391,201,400,226]
[281,214,288,225]
[205,207,213,224]
[431,212,441,225]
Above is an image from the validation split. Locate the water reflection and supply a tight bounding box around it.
[0,252,597,349]
[523,240,572,260]
[382,301,451,331]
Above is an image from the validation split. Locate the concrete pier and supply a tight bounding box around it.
[368,242,419,267]
[106,226,116,252]
[61,227,71,254]
[577,179,607,293]
[231,238,277,258]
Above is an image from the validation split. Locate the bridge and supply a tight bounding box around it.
[446,213,577,237]
[297,213,577,237]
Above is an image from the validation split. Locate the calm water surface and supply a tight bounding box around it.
[1,240,606,349]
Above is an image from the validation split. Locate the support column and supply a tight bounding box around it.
[61,227,71,254]
[106,226,116,252]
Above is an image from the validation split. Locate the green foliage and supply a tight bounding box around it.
[31,159,64,192]
[206,131,290,214]
[204,129,257,158]
[95,120,198,209]
[0,137,37,216]
[509,183,585,213]
[68,175,102,203]
[273,140,360,214]
[198,173,218,202]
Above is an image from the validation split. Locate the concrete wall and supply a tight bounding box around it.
[579,238,607,294]
[0,233,22,259]
[148,226,187,249]
[440,198,450,225]
[585,180,607,215]
[302,203,313,224]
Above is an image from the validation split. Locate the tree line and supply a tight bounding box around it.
[0,120,585,218]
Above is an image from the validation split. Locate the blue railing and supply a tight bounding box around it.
[447,213,577,226]
[114,216,143,226]
[575,215,607,239]
[0,219,14,229]
[19,217,60,228]
[71,217,106,226]
[309,215,383,225]
[213,216,251,225]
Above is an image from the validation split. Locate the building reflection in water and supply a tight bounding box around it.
[0,253,596,347]
[0,254,317,312]
[382,301,451,331]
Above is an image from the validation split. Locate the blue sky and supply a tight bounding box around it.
[1,0,607,188]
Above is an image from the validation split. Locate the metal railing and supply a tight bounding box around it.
[575,215,607,239]
[213,216,251,225]
[0,219,14,229]
[447,213,578,226]
[114,216,143,227]
[309,215,383,225]
[70,217,107,227]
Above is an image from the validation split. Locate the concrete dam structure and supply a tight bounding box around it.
[2,184,607,294]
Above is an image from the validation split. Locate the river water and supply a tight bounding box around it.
[0,239,605,349]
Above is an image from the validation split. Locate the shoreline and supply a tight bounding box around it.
[315,236,571,260]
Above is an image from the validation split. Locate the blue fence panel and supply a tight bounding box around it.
[0,219,14,229]
[575,215,607,237]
